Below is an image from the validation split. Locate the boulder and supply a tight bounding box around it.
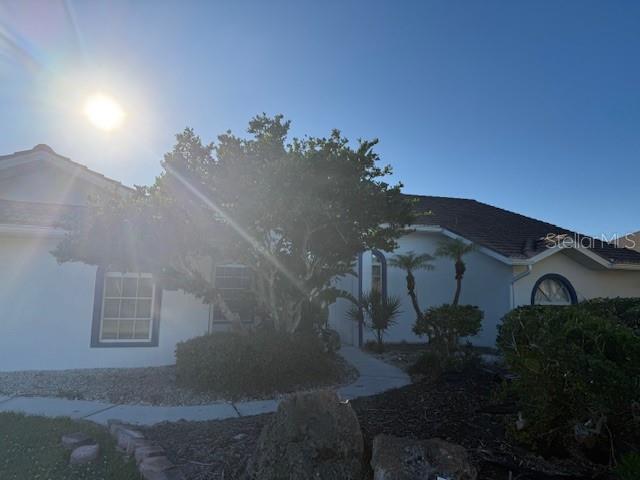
[371,435,477,480]
[246,390,364,479]
[61,432,94,450]
[69,444,100,465]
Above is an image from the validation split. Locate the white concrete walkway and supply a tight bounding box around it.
[0,346,410,426]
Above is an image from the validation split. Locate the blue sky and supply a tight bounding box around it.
[1,1,639,237]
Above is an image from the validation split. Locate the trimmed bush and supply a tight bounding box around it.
[580,297,640,334]
[497,304,640,459]
[413,304,483,355]
[175,328,344,398]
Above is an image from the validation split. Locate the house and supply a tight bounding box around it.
[1,145,639,372]
[614,232,640,252]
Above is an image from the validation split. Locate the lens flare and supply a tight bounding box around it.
[83,93,125,131]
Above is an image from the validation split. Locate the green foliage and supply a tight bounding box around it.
[388,251,435,319]
[615,453,640,480]
[408,344,479,377]
[388,251,435,273]
[497,304,640,458]
[435,239,475,305]
[175,329,344,398]
[348,290,403,351]
[580,297,640,334]
[0,413,138,480]
[54,116,414,333]
[413,304,483,356]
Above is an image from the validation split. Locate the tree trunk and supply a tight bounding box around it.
[453,278,462,306]
[406,271,423,320]
[453,260,465,306]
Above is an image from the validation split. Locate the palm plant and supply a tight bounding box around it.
[435,239,475,306]
[388,251,435,321]
[348,290,402,352]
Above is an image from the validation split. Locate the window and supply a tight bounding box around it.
[372,255,382,293]
[100,273,156,342]
[212,265,254,323]
[531,274,577,306]
[370,250,387,296]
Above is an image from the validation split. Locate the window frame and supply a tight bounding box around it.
[211,264,255,325]
[371,250,388,297]
[91,267,162,348]
[530,273,577,306]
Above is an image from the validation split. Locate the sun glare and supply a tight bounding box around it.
[84,93,125,131]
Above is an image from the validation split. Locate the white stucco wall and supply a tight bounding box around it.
[0,235,210,372]
[328,231,513,347]
[513,251,640,307]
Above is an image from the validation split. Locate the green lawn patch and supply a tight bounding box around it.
[0,412,139,480]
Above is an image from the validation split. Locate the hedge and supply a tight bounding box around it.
[497,300,640,459]
[175,328,343,398]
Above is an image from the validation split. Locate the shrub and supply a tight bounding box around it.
[408,342,479,377]
[413,304,483,355]
[615,453,640,480]
[580,297,640,334]
[175,328,343,398]
[497,305,640,459]
[348,290,403,352]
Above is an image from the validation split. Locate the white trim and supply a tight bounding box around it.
[0,223,66,238]
[410,225,514,265]
[409,224,640,271]
[99,272,155,343]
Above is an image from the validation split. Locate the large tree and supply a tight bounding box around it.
[54,115,414,333]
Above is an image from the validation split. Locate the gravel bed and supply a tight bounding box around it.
[0,356,357,406]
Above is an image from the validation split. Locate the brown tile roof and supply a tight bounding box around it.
[0,199,84,228]
[408,195,640,265]
[0,144,132,191]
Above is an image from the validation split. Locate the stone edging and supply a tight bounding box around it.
[108,419,186,480]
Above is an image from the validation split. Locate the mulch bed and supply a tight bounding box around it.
[143,415,271,480]
[351,366,604,480]
[144,365,609,480]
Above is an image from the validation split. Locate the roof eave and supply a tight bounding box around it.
[409,224,640,270]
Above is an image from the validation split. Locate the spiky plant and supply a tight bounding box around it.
[348,290,402,352]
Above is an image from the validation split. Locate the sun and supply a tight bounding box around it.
[83,93,125,131]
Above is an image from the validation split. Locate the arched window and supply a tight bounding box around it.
[371,250,387,296]
[531,274,577,306]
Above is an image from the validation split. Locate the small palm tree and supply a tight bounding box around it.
[435,239,475,306]
[348,290,402,352]
[388,251,435,320]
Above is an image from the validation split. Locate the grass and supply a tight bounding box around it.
[0,412,139,480]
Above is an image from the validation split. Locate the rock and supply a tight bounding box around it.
[139,456,185,480]
[61,432,94,450]
[108,419,124,436]
[69,444,100,465]
[246,390,364,480]
[371,435,477,480]
[117,428,145,450]
[135,445,166,464]
[233,433,247,441]
[126,437,153,455]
